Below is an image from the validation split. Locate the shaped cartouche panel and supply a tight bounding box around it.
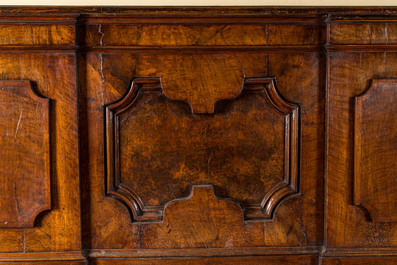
[140,185,248,248]
[354,79,397,222]
[105,78,299,221]
[0,80,51,228]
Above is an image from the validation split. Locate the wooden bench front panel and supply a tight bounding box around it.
[0,7,396,265]
[79,17,325,257]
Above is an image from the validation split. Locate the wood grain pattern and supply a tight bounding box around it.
[327,52,397,249]
[140,185,257,248]
[105,77,299,221]
[81,49,323,251]
[0,229,23,252]
[330,23,397,45]
[0,16,79,257]
[265,52,324,247]
[324,247,397,257]
[91,256,318,265]
[160,54,244,114]
[87,246,320,258]
[82,24,268,47]
[267,24,325,45]
[354,79,397,222]
[136,25,268,46]
[0,252,86,262]
[82,36,324,253]
[322,257,397,265]
[1,7,397,265]
[0,53,81,254]
[0,23,75,46]
[80,53,140,250]
[0,80,50,228]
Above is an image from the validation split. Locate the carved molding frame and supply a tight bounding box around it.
[354,79,397,222]
[0,80,51,228]
[105,77,300,222]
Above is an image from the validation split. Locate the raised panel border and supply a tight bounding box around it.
[0,80,51,228]
[354,78,397,222]
[105,77,300,222]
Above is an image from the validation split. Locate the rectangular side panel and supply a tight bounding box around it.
[136,24,268,46]
[81,23,325,47]
[326,51,397,247]
[265,52,324,246]
[0,24,75,46]
[79,53,140,250]
[330,23,397,45]
[0,80,50,229]
[0,53,81,252]
[82,24,268,46]
[354,79,397,222]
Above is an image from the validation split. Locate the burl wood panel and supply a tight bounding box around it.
[330,23,397,45]
[327,52,397,248]
[0,80,50,228]
[160,54,244,114]
[0,24,75,46]
[81,22,325,47]
[136,25,268,46]
[78,9,322,261]
[0,229,23,252]
[81,50,323,250]
[82,24,267,47]
[0,53,81,254]
[80,53,140,250]
[140,185,263,248]
[4,7,397,265]
[354,79,397,222]
[105,76,299,221]
[265,53,324,247]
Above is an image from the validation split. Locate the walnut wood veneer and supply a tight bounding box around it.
[0,7,396,265]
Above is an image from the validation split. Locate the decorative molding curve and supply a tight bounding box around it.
[105,77,300,222]
[354,79,397,222]
[105,78,164,221]
[140,185,246,248]
[159,54,244,114]
[240,78,300,220]
[0,80,51,228]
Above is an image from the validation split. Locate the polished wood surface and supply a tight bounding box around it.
[105,77,299,221]
[0,80,50,228]
[0,7,395,265]
[354,79,397,222]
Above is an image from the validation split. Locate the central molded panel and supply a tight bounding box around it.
[119,84,286,204]
[105,77,299,221]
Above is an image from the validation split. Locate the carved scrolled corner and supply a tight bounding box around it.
[105,78,164,222]
[238,78,300,220]
[354,79,397,222]
[0,80,51,228]
[105,77,300,222]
